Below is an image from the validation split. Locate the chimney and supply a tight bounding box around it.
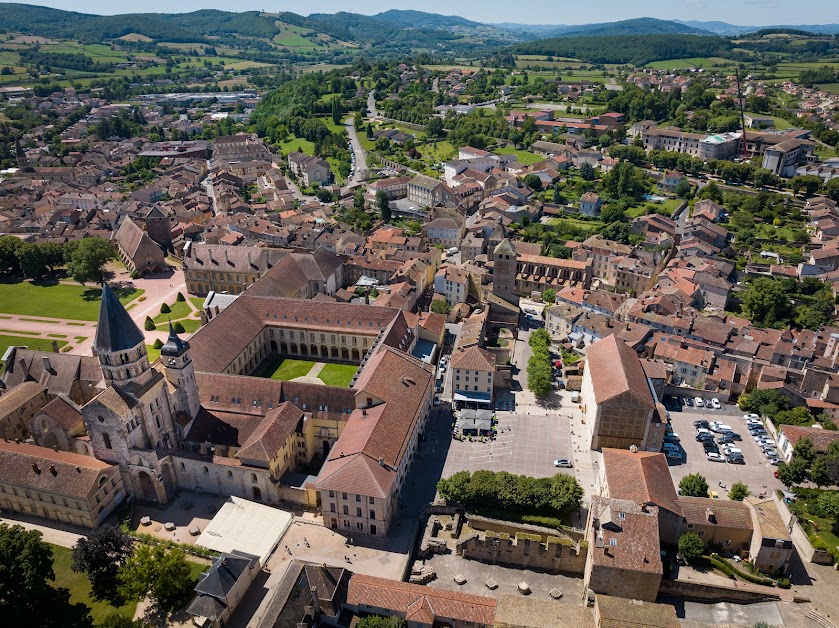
[309,586,321,617]
[378,457,385,467]
[706,508,715,523]
[49,465,57,476]
[42,356,52,372]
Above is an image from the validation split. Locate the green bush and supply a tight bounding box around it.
[777,577,791,589]
[160,303,171,314]
[152,338,163,350]
[708,555,736,579]
[173,322,185,334]
[144,316,155,331]
[710,554,774,586]
[175,292,185,302]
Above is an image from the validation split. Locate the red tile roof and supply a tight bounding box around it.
[602,449,682,518]
[586,336,655,409]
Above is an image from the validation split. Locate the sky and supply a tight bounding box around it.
[11,0,839,26]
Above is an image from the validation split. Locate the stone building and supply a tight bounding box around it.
[0,381,49,439]
[183,243,288,296]
[581,336,657,451]
[113,216,167,276]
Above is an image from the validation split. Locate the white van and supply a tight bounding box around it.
[571,391,580,403]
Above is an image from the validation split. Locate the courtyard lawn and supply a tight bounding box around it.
[317,363,359,387]
[256,357,316,380]
[152,300,192,324]
[146,344,161,363]
[189,297,205,310]
[0,281,142,321]
[49,544,137,624]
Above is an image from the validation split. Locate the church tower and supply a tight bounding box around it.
[492,238,518,305]
[94,283,153,387]
[160,321,200,421]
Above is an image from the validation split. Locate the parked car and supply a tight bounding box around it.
[554,459,573,468]
[722,446,742,456]
[711,424,733,433]
[710,398,722,410]
[727,455,745,465]
[728,432,742,441]
[706,452,725,462]
[666,451,682,460]
[703,442,720,452]
[744,413,760,421]
[717,434,735,445]
[694,397,705,407]
[694,420,710,429]
[685,398,694,407]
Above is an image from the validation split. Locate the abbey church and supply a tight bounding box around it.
[0,282,435,537]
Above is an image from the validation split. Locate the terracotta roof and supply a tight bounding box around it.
[595,595,680,628]
[779,425,839,452]
[677,496,753,530]
[586,336,654,409]
[0,440,117,499]
[746,496,790,541]
[34,395,84,432]
[450,346,496,372]
[346,573,496,626]
[236,402,304,464]
[590,496,662,574]
[602,449,682,518]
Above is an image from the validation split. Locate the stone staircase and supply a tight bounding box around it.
[802,603,837,628]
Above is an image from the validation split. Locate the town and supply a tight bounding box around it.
[4,7,839,628]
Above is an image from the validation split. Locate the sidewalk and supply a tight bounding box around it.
[0,513,85,548]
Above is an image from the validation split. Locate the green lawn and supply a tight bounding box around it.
[494,146,544,165]
[278,136,316,157]
[255,357,316,380]
[189,297,205,310]
[49,544,137,625]
[0,281,142,321]
[317,363,359,387]
[146,344,161,363]
[153,300,192,324]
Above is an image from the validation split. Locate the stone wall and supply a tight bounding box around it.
[456,531,587,575]
[773,491,835,566]
[466,513,584,542]
[658,578,781,604]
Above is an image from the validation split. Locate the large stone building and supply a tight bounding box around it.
[113,216,167,276]
[581,336,658,451]
[183,243,288,296]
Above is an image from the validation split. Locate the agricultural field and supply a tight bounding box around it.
[645,57,739,70]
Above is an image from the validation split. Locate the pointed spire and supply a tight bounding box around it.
[94,283,145,354]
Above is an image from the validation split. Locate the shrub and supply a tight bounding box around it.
[678,532,705,561]
[152,338,163,350]
[160,303,171,314]
[175,292,185,302]
[144,316,155,331]
[173,322,185,334]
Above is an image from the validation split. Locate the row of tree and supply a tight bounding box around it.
[436,469,584,517]
[0,236,115,284]
[526,328,553,397]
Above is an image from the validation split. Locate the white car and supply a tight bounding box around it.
[711,423,733,433]
[710,398,721,409]
[722,446,742,456]
[694,397,705,407]
[743,413,760,421]
[706,452,725,462]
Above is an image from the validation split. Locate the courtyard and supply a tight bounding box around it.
[131,491,230,545]
[253,356,359,387]
[0,278,143,321]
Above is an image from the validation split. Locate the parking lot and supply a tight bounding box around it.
[663,399,783,499]
[441,410,573,479]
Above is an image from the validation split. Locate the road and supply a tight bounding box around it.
[367,89,377,118]
[345,118,368,186]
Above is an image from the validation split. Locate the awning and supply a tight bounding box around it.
[453,391,492,403]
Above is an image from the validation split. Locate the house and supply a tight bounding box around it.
[660,170,686,193]
[186,552,259,628]
[434,266,471,306]
[345,573,496,628]
[407,175,450,207]
[584,496,663,603]
[677,496,754,553]
[580,192,603,217]
[288,151,331,186]
[745,496,794,574]
[425,216,464,249]
[0,440,126,529]
[113,216,167,276]
[450,345,496,410]
[745,114,775,129]
[777,425,839,462]
[581,336,658,451]
[183,243,289,296]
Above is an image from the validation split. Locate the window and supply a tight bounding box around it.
[342,492,347,500]
[370,510,376,520]
[343,505,349,515]
[356,494,361,502]
[330,503,336,513]
[369,496,375,504]
[103,433,112,449]
[370,524,377,535]
[203,466,209,474]
[329,490,335,498]
[356,507,362,517]
[609,538,617,546]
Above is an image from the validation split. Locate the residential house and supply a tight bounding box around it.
[745,496,793,574]
[186,552,259,628]
[450,346,496,409]
[580,192,603,217]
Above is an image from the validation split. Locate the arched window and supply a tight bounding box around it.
[103,433,112,449]
[203,466,209,474]
[251,473,257,482]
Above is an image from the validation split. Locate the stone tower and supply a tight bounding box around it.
[160,321,201,421]
[492,238,518,305]
[93,282,153,388]
[140,206,173,253]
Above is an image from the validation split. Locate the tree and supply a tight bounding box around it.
[677,532,705,562]
[71,525,133,599]
[527,354,552,397]
[425,117,444,138]
[431,300,450,315]
[528,328,551,349]
[357,615,407,628]
[376,190,391,221]
[331,96,342,126]
[826,177,839,202]
[740,277,793,328]
[175,292,185,302]
[153,338,163,350]
[789,175,823,197]
[0,235,23,274]
[99,614,152,628]
[0,524,54,621]
[728,482,751,501]
[810,459,831,488]
[64,237,114,284]
[599,204,626,224]
[437,470,471,504]
[793,437,816,463]
[819,491,839,532]
[776,457,808,487]
[543,288,556,304]
[144,316,156,331]
[16,242,48,279]
[679,473,709,498]
[579,162,595,181]
[160,303,171,314]
[118,545,193,609]
[549,472,584,513]
[173,322,185,334]
[738,389,788,417]
[524,174,543,191]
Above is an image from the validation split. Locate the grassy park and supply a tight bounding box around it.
[0,280,142,321]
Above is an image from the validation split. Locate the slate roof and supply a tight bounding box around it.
[94,283,145,353]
